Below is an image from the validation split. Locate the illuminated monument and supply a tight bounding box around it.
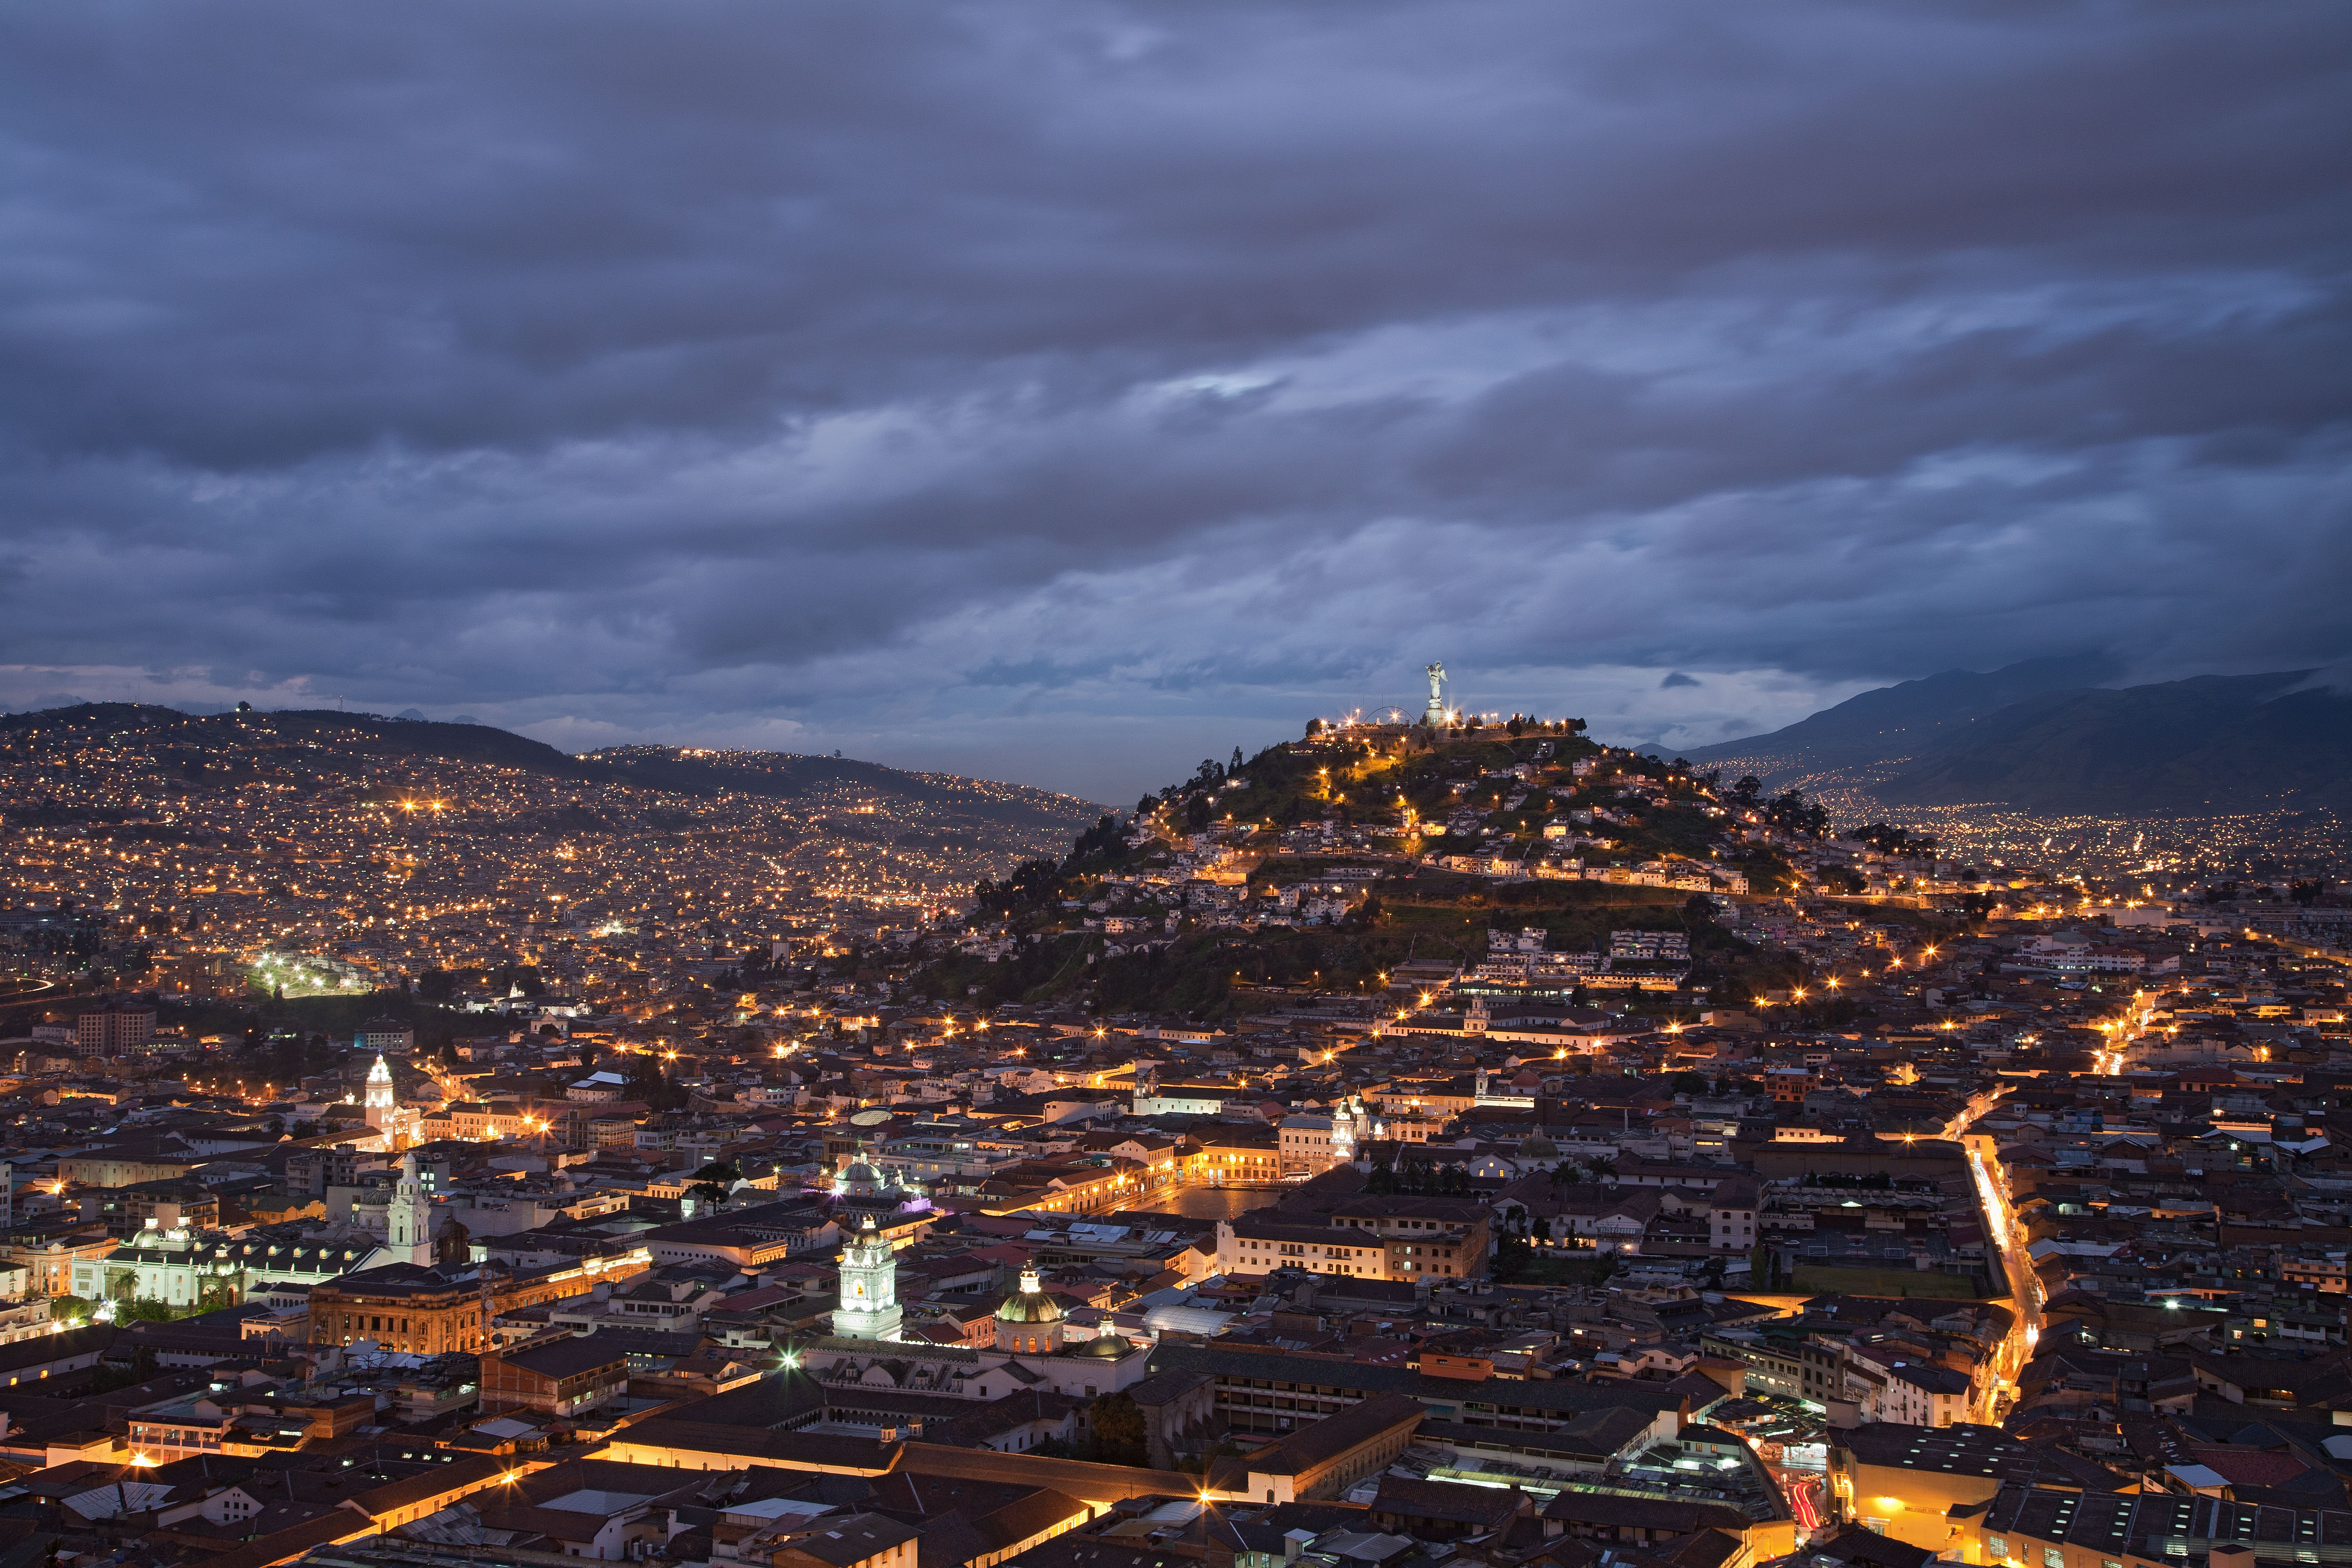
[1423,662,1448,726]
[831,1212,904,1341]
[361,1053,419,1150]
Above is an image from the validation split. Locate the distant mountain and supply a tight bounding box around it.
[0,703,602,778]
[0,703,1103,836]
[1655,663,2351,816]
[586,745,1096,829]
[1873,673,2352,815]
[1675,654,2117,773]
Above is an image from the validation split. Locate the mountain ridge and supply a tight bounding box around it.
[0,702,1104,829]
[1874,673,2350,815]
[1651,663,2350,817]
[1674,654,2118,769]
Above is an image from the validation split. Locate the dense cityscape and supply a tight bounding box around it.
[0,695,2346,1568]
[3,5,2342,1568]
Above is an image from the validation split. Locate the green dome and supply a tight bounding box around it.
[1081,1333,1129,1357]
[995,1270,1065,1324]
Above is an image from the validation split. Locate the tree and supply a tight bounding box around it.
[1305,718,1324,736]
[974,857,1063,916]
[1507,715,1525,737]
[1061,814,1125,873]
[117,1296,180,1324]
[49,1294,94,1325]
[1089,1391,1148,1466]
[625,1048,669,1100]
[1731,775,1762,807]
[1851,822,1937,857]
[688,1160,742,1206]
[1766,788,1829,840]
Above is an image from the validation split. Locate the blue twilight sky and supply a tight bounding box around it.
[0,2,2346,806]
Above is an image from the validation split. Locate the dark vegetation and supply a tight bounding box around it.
[916,724,1823,1018]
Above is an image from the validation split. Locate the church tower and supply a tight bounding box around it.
[384,1152,434,1265]
[363,1053,396,1128]
[831,1212,903,1341]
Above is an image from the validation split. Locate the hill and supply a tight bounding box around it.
[1674,655,2115,773]
[0,702,600,778]
[1664,663,2352,817]
[585,746,1083,830]
[915,719,1812,1020]
[0,702,1101,846]
[1873,674,2352,815]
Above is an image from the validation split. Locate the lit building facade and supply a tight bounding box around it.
[830,1212,904,1341]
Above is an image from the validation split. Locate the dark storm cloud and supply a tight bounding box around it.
[0,0,2346,800]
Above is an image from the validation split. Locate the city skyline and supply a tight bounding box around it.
[2,8,2349,1545]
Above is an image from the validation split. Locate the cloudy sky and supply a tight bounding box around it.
[2,2,2347,804]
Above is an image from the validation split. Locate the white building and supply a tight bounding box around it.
[830,1213,904,1341]
[360,1053,422,1150]
[801,1265,1154,1420]
[73,1225,377,1312]
[362,1153,437,1269]
[1278,1115,1339,1177]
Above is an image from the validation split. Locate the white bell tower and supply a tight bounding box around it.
[363,1054,396,1127]
[831,1212,902,1341]
[384,1152,434,1265]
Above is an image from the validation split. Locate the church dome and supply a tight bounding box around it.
[1081,1333,1129,1357]
[995,1268,1065,1324]
[843,1160,882,1187]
